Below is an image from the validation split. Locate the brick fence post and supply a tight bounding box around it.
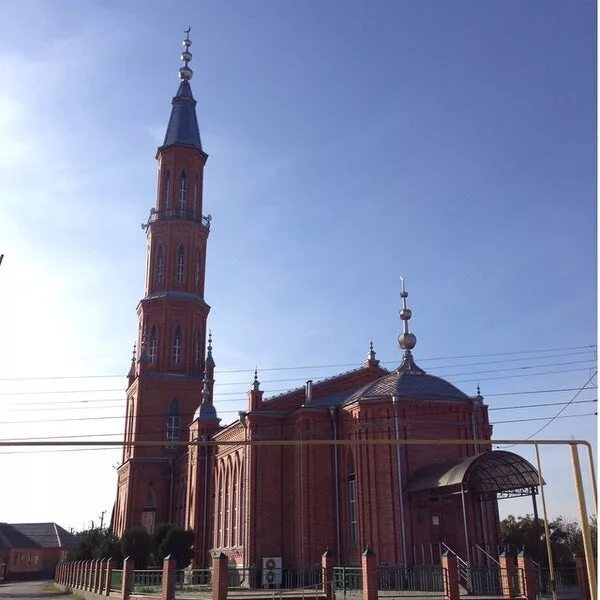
[67,562,72,587]
[56,562,61,584]
[94,558,102,592]
[122,556,134,600]
[76,561,82,588]
[104,558,114,596]
[440,553,459,600]
[79,560,86,589]
[575,556,591,600]
[88,560,95,591]
[361,547,377,600]
[212,552,229,600]
[321,548,335,600]
[516,552,536,600]
[82,561,89,590]
[499,553,515,599]
[161,555,176,600]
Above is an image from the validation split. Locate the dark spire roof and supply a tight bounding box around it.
[161,80,203,152]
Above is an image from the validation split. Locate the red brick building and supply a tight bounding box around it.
[112,34,541,571]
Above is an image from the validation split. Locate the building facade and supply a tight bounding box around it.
[112,34,541,570]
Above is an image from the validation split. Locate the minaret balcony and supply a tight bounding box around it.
[143,208,211,231]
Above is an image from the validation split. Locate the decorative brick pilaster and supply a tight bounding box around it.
[441,553,459,600]
[122,556,133,600]
[361,547,377,600]
[322,549,335,600]
[104,558,114,596]
[212,552,229,600]
[499,554,515,599]
[516,552,536,600]
[575,557,591,600]
[161,555,176,600]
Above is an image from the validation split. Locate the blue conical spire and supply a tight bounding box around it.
[160,29,203,152]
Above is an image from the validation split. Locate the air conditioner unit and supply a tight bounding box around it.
[262,557,282,588]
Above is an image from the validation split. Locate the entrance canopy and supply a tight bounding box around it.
[406,450,543,499]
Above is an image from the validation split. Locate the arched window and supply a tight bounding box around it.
[166,398,180,449]
[164,171,171,212]
[173,325,182,364]
[155,245,165,284]
[224,466,230,547]
[348,452,358,546]
[176,245,185,284]
[232,462,239,546]
[194,329,202,369]
[193,178,199,218]
[179,170,187,215]
[142,485,156,533]
[149,326,157,364]
[216,469,223,547]
[194,250,201,289]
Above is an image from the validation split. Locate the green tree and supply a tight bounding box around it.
[96,532,124,566]
[157,526,195,568]
[151,523,177,561]
[69,529,107,561]
[120,527,152,569]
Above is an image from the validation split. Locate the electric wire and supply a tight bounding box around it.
[0,344,594,381]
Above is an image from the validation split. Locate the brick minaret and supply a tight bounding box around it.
[113,30,216,536]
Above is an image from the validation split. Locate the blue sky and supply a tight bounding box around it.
[0,1,596,532]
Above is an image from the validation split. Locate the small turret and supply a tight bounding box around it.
[248,368,264,412]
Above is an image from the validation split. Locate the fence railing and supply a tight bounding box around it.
[468,566,501,596]
[536,567,579,593]
[377,566,444,592]
[333,567,362,592]
[226,567,322,590]
[110,569,123,592]
[132,569,163,593]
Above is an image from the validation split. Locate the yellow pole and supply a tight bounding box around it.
[534,443,558,600]
[583,441,598,508]
[570,443,597,600]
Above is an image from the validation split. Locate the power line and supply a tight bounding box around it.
[2,410,595,442]
[0,344,594,381]
[0,357,595,396]
[4,385,597,408]
[2,398,597,426]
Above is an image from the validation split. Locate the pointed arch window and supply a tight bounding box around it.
[149,326,157,365]
[216,470,223,547]
[173,325,182,364]
[176,245,185,284]
[232,462,239,546]
[179,170,187,216]
[164,171,172,213]
[193,178,199,218]
[166,398,180,449]
[155,245,165,284]
[194,329,202,369]
[194,250,201,289]
[224,466,231,547]
[348,452,358,546]
[141,485,156,533]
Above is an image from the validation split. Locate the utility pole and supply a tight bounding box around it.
[99,510,106,531]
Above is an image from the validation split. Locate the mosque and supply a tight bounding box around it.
[111,32,542,571]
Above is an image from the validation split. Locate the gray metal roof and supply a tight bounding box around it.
[347,369,469,403]
[160,80,203,151]
[9,523,77,549]
[406,450,542,495]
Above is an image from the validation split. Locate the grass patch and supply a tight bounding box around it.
[71,594,86,600]
[42,583,61,592]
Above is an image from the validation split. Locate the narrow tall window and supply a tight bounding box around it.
[194,250,201,289]
[194,329,202,369]
[166,398,180,449]
[173,325,182,364]
[149,326,157,364]
[155,245,165,284]
[164,171,171,213]
[176,245,185,284]
[142,486,156,533]
[232,465,239,546]
[348,453,358,546]
[193,178,199,218]
[224,468,230,547]
[179,170,187,215]
[217,472,223,547]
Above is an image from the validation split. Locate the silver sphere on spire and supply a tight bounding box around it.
[398,332,417,350]
[179,66,193,80]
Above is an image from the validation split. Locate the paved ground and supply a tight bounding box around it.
[0,580,70,600]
